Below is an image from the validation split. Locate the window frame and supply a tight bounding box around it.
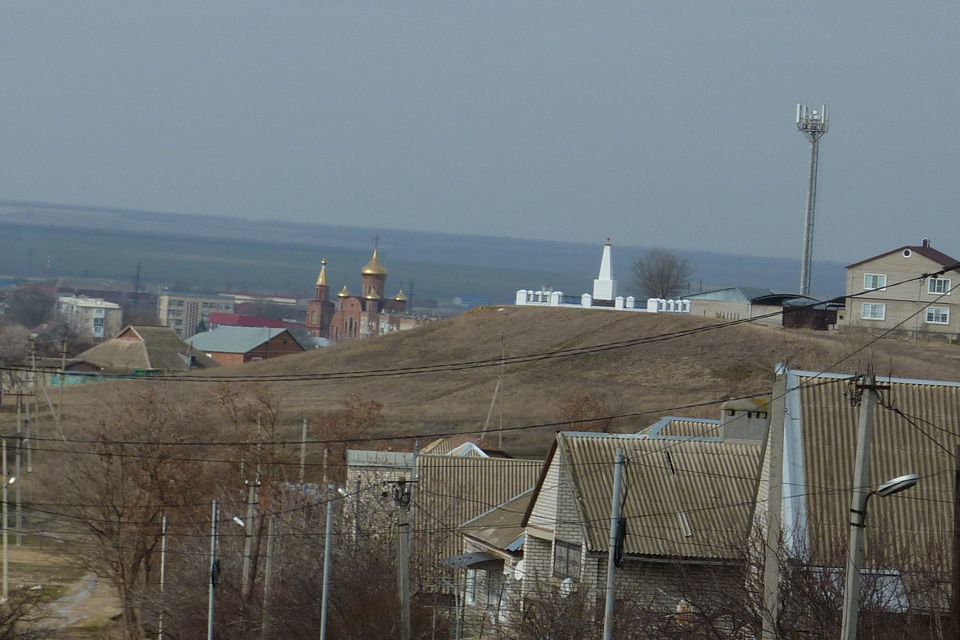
[928,277,952,295]
[552,540,582,581]
[863,273,887,291]
[861,302,886,321]
[926,307,950,325]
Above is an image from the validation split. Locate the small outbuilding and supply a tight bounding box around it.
[186,326,304,366]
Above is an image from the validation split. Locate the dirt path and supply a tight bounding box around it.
[47,571,120,630]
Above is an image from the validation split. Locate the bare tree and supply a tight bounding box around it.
[631,249,692,299]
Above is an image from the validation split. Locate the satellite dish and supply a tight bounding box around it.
[559,577,575,599]
[513,560,526,581]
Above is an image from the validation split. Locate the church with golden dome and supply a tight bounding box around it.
[305,246,418,342]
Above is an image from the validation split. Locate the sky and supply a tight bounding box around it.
[1,2,958,262]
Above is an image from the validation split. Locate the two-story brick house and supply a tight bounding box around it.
[838,239,960,338]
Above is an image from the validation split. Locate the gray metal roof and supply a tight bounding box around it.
[460,490,533,552]
[415,454,541,579]
[782,369,960,575]
[187,326,289,354]
[558,433,762,560]
[641,416,722,439]
[684,286,775,303]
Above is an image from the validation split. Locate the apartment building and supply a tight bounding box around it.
[157,292,235,338]
[56,295,123,341]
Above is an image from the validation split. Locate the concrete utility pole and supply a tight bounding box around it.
[58,330,67,426]
[14,438,21,547]
[207,499,219,640]
[299,416,309,484]
[840,375,879,640]
[796,103,829,297]
[394,479,412,640]
[1,438,8,603]
[240,478,260,602]
[159,514,168,640]
[319,486,336,640]
[261,515,275,640]
[951,444,960,637]
[761,375,788,640]
[601,449,626,640]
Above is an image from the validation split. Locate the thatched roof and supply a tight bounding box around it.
[74,325,217,373]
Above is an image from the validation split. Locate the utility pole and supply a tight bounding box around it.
[393,479,412,640]
[207,499,219,640]
[14,390,22,546]
[796,103,829,296]
[840,375,880,640]
[159,514,168,640]
[261,515,275,640]
[58,329,67,427]
[14,438,21,547]
[320,485,336,640]
[950,443,960,637]
[240,477,261,602]
[1,438,8,602]
[601,449,626,640]
[761,374,788,640]
[299,417,308,484]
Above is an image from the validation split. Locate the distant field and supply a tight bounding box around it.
[0,202,846,303]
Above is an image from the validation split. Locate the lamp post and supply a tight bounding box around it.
[840,473,919,640]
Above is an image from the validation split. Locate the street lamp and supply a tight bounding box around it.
[840,473,920,640]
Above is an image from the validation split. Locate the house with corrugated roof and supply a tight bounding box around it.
[68,325,217,376]
[186,326,304,366]
[836,239,960,339]
[446,401,768,637]
[340,441,541,598]
[760,367,960,636]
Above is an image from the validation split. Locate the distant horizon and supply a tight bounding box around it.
[0,196,851,267]
[0,200,847,302]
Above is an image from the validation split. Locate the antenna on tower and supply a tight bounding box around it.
[796,103,829,296]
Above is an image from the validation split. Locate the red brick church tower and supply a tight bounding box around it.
[305,259,335,337]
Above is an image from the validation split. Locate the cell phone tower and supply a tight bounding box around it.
[796,103,829,296]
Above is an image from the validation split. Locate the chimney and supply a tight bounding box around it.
[922,238,930,248]
[720,398,770,442]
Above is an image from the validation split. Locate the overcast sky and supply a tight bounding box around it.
[1,2,958,262]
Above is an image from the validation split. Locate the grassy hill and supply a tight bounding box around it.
[50,307,960,458]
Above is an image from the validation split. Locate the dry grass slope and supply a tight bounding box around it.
[50,306,960,457]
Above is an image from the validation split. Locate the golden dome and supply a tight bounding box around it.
[338,284,351,298]
[316,258,328,286]
[361,247,388,277]
[394,289,408,302]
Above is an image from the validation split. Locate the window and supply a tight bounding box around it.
[861,303,886,321]
[863,273,887,290]
[486,570,503,606]
[465,569,477,606]
[553,540,582,580]
[926,307,950,325]
[928,277,952,295]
